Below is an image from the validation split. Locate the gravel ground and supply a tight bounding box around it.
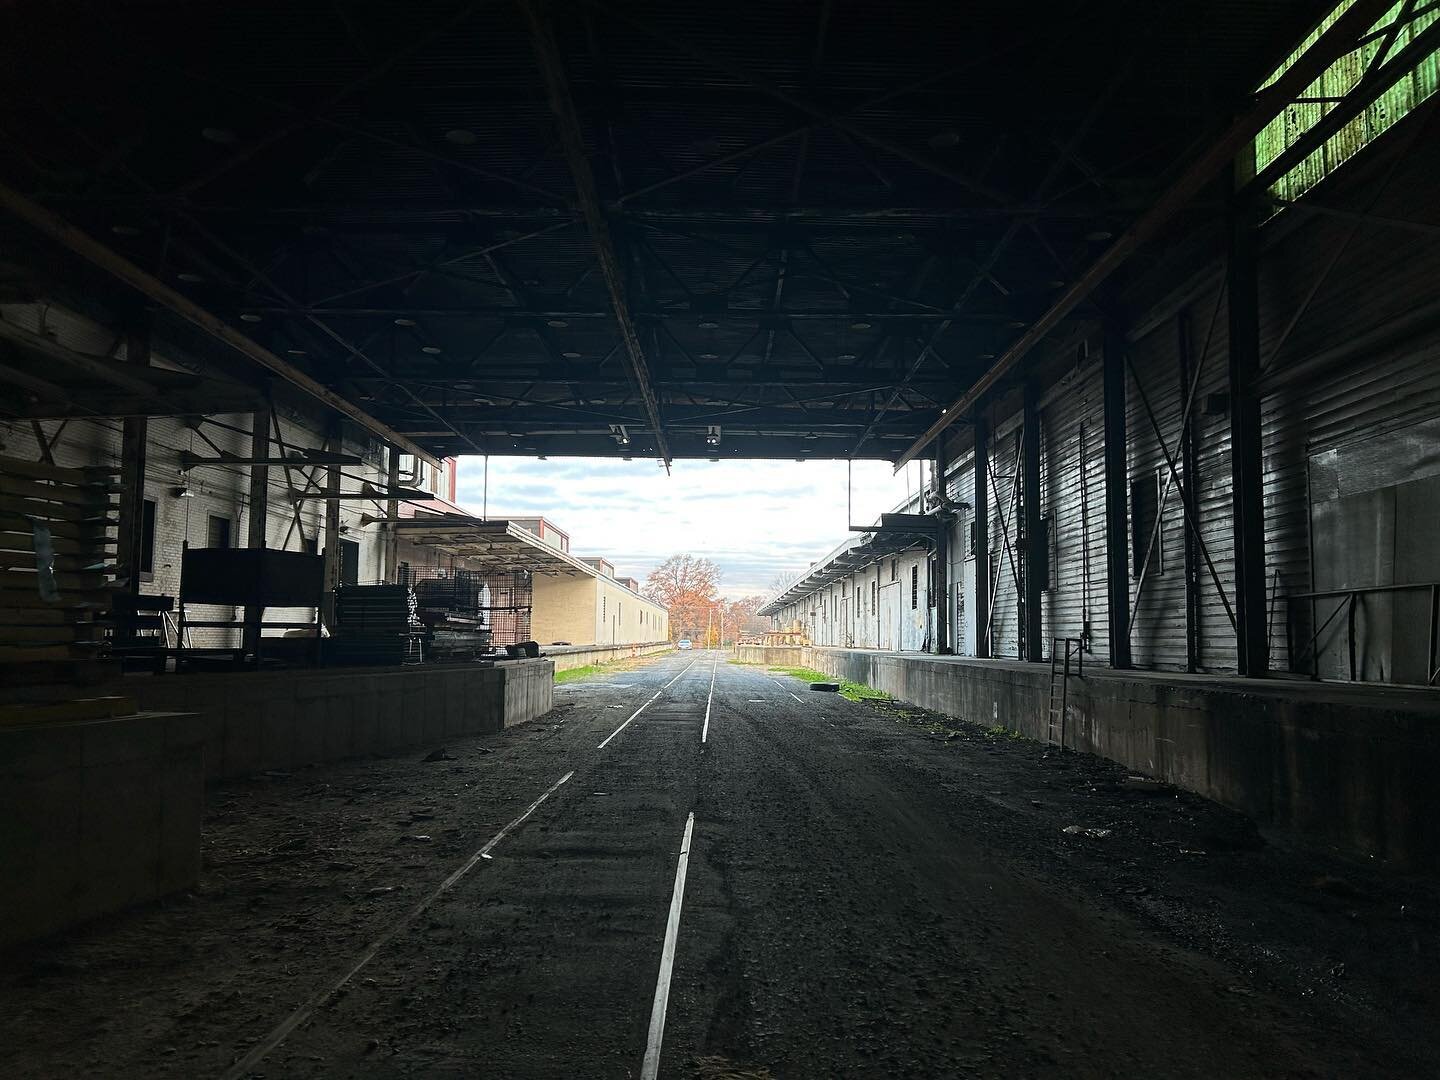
[2,649,1437,1078]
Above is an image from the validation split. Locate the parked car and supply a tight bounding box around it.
[677,638,693,650]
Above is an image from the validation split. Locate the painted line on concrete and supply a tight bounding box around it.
[599,657,700,749]
[701,657,718,743]
[219,770,574,1080]
[789,692,804,703]
[640,812,696,1080]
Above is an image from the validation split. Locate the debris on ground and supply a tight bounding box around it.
[421,748,454,762]
[1122,776,1170,794]
[1062,825,1113,839]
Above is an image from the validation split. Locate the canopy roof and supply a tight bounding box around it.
[0,0,1343,461]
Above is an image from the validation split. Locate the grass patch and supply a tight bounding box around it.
[768,666,892,704]
[553,654,652,684]
[554,663,605,684]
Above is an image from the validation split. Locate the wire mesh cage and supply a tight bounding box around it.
[397,564,533,646]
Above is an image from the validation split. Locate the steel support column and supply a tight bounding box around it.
[115,318,150,596]
[1021,380,1043,661]
[933,430,950,654]
[384,445,401,584]
[1177,313,1203,672]
[322,422,342,628]
[243,403,271,657]
[1227,196,1269,677]
[1103,319,1132,669]
[972,412,990,659]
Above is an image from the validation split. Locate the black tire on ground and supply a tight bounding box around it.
[809,682,840,692]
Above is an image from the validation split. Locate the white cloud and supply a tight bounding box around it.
[453,456,924,597]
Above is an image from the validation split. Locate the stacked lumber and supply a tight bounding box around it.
[0,454,118,670]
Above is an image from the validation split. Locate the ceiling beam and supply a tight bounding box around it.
[0,179,442,467]
[893,0,1396,470]
[523,0,672,466]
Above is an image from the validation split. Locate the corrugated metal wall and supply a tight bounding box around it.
[1039,355,1108,664]
[768,115,1440,685]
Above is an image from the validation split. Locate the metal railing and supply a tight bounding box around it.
[1285,580,1440,686]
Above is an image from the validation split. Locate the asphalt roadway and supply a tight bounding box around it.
[3,648,1439,1079]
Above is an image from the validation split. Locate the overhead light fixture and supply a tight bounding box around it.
[698,320,719,329]
[849,321,872,331]
[978,352,996,360]
[562,351,582,359]
[927,130,960,150]
[445,129,478,146]
[201,126,238,144]
[1086,230,1114,242]
[286,348,307,357]
[421,345,442,355]
[240,312,261,323]
[394,317,417,327]
[837,353,857,361]
[699,352,719,361]
[609,423,630,447]
[547,319,568,328]
[1007,319,1027,328]
[173,484,194,498]
[705,425,721,448]
[177,271,204,283]
[111,224,141,237]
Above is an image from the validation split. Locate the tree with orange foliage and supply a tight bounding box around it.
[644,554,721,641]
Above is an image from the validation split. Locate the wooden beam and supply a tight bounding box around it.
[893,0,1395,470]
[0,179,442,468]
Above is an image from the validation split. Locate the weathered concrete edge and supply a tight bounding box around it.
[91,659,555,782]
[804,647,1440,870]
[545,641,673,672]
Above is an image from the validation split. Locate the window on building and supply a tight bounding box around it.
[1255,2,1440,207]
[967,519,976,557]
[139,498,156,578]
[890,558,899,582]
[206,514,231,549]
[340,538,360,585]
[1131,470,1165,579]
[871,579,877,611]
[910,564,919,610]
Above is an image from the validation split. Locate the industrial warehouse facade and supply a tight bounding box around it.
[764,25,1440,688]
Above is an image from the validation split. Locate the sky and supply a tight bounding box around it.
[452,456,926,599]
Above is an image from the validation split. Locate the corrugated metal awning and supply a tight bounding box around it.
[392,516,594,577]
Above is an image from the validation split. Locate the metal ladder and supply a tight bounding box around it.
[1046,637,1083,746]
